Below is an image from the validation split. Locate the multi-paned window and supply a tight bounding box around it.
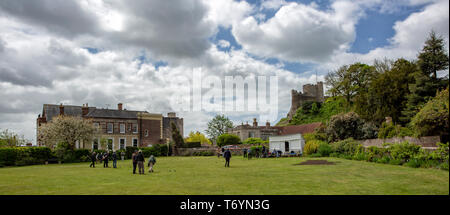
[133,138,138,147]
[119,138,125,150]
[107,123,113,134]
[132,123,138,133]
[120,123,125,134]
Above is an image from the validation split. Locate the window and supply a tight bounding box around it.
[120,123,125,134]
[107,139,113,150]
[144,129,149,137]
[133,138,138,147]
[107,123,113,134]
[132,123,138,133]
[119,138,125,150]
[248,132,255,138]
[93,122,99,129]
[93,139,99,150]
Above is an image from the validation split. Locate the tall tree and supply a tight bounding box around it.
[403,31,449,123]
[171,122,185,147]
[205,114,234,141]
[417,31,449,79]
[38,115,97,149]
[326,63,377,105]
[356,59,415,124]
[185,131,212,145]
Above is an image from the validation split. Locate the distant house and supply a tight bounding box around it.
[269,122,322,155]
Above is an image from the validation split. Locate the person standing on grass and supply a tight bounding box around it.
[121,151,125,161]
[90,152,96,168]
[137,150,145,174]
[224,149,231,167]
[112,151,117,168]
[148,155,156,173]
[132,151,138,174]
[103,151,109,168]
[243,148,248,158]
[262,146,266,158]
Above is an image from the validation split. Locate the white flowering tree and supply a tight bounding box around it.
[39,115,97,149]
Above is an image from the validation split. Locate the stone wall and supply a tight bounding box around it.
[360,136,441,148]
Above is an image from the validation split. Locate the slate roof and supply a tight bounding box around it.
[42,104,146,121]
[279,122,322,135]
[85,108,144,119]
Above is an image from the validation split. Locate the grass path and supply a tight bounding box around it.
[0,157,448,195]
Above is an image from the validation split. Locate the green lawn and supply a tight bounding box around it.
[0,156,448,195]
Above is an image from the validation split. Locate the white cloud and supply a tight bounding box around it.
[232,1,360,63]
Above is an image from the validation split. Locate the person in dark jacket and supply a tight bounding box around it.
[224,149,231,167]
[132,151,138,174]
[262,146,266,158]
[89,152,96,168]
[137,150,145,174]
[112,151,117,168]
[243,148,248,158]
[103,151,109,168]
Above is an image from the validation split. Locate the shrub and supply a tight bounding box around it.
[217,134,241,147]
[389,159,404,165]
[125,146,138,159]
[406,158,422,168]
[243,138,265,145]
[183,142,201,148]
[378,122,414,139]
[326,112,365,142]
[386,141,421,162]
[330,138,361,155]
[317,142,332,157]
[304,140,320,155]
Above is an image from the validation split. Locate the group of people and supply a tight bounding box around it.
[88,150,156,174]
[243,146,268,159]
[89,151,119,168]
[131,150,157,174]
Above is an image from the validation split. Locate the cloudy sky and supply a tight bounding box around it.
[0,0,448,144]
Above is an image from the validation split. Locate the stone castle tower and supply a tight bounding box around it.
[287,82,325,120]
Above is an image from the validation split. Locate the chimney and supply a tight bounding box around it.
[118,103,123,111]
[59,103,64,115]
[266,121,270,128]
[253,118,258,127]
[82,103,89,116]
[168,112,176,117]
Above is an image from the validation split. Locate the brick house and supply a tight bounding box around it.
[36,103,183,151]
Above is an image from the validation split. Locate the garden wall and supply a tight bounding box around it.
[360,136,440,148]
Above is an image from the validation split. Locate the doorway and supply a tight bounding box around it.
[285,141,289,152]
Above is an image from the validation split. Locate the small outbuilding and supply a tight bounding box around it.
[269,122,322,155]
[269,133,304,155]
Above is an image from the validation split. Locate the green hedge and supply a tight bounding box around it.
[327,139,449,170]
[0,147,52,167]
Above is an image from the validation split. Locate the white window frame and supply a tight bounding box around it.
[132,123,138,134]
[119,138,126,150]
[107,123,114,134]
[120,123,125,134]
[132,138,138,147]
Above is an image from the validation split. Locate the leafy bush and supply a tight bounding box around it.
[317,142,332,157]
[243,138,266,145]
[183,142,201,148]
[411,88,449,137]
[326,112,372,142]
[217,134,241,147]
[125,146,138,159]
[330,138,361,155]
[304,140,320,155]
[378,122,414,139]
[386,141,421,162]
[389,159,404,165]
[192,151,214,156]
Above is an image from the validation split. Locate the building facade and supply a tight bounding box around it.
[36,103,183,151]
[228,119,322,143]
